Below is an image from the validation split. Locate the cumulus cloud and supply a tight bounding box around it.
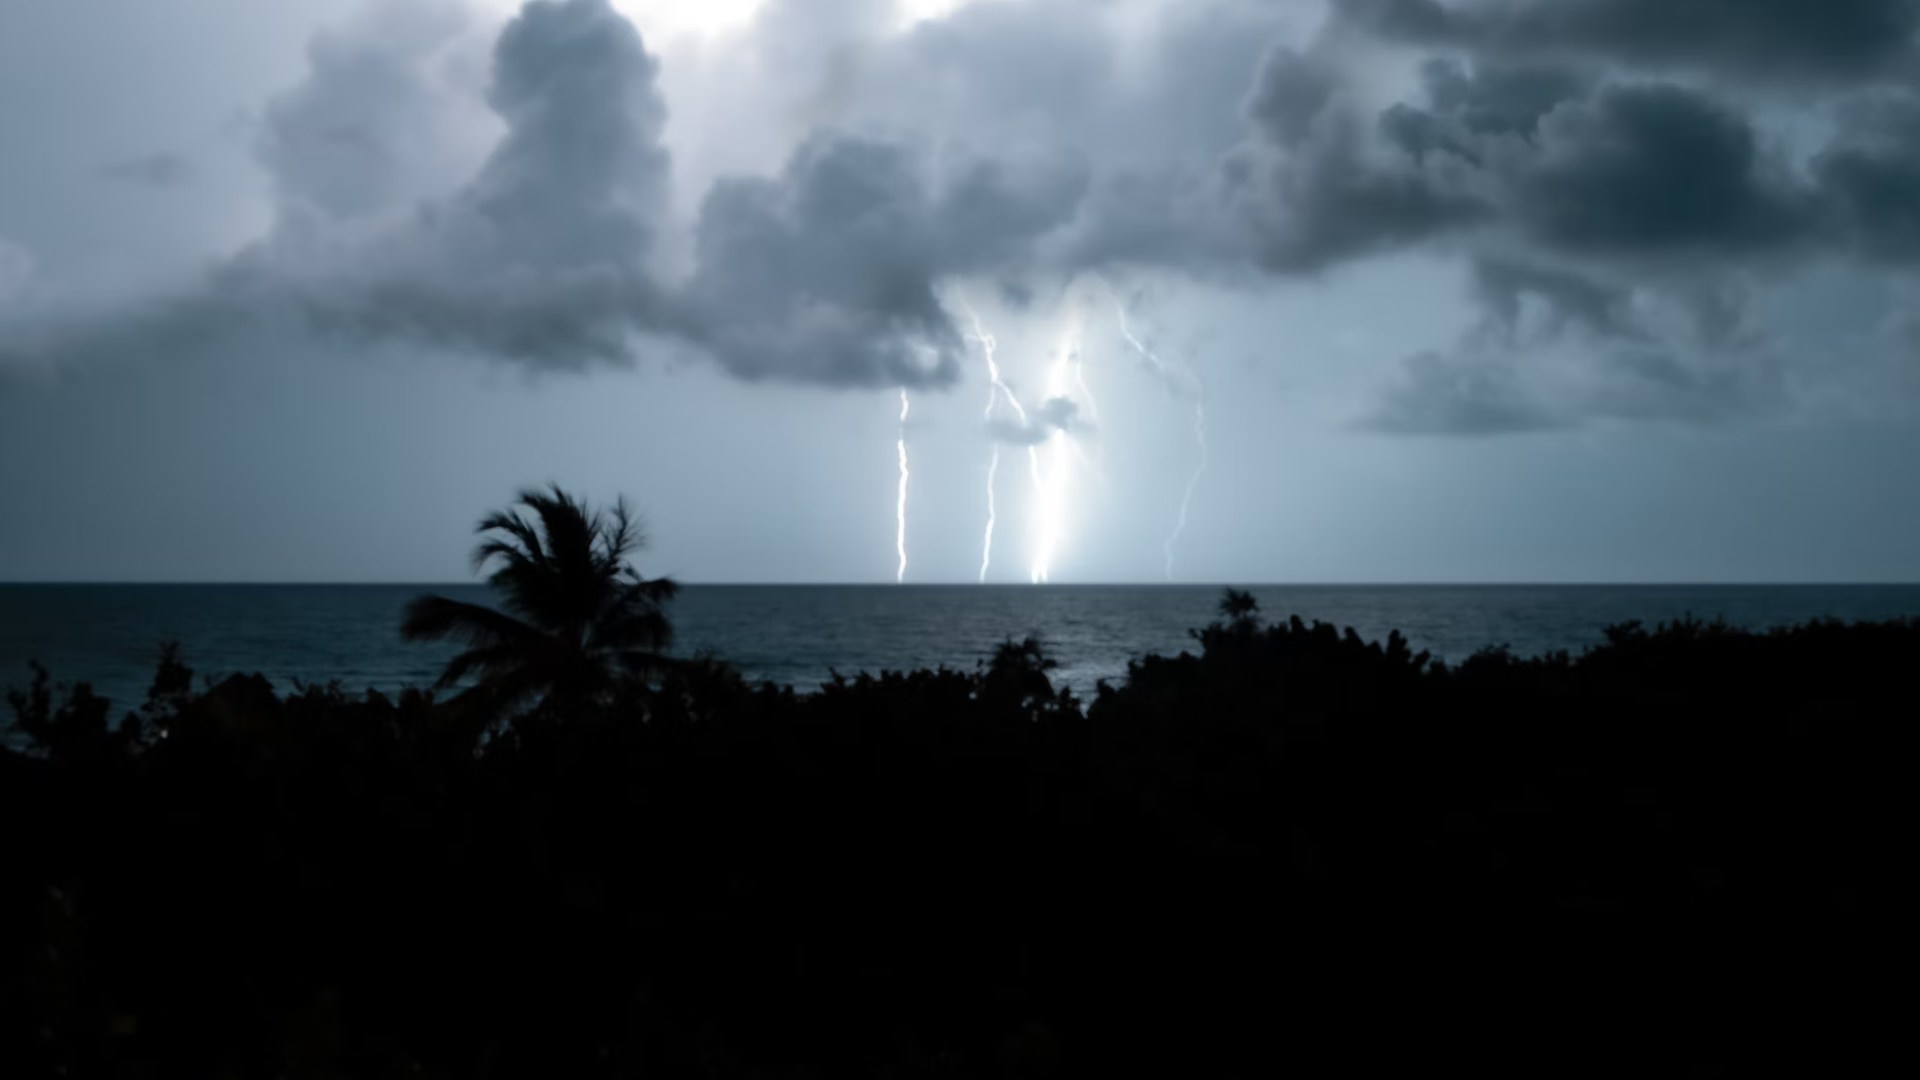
[213,0,675,371]
[1365,350,1561,435]
[253,0,492,222]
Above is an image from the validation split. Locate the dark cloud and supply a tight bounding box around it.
[1338,0,1920,79]
[467,0,670,261]
[1585,347,1784,425]
[683,133,1086,387]
[10,0,1920,424]
[98,153,193,189]
[1221,48,1494,271]
[1365,254,1786,435]
[1471,258,1643,342]
[1814,95,1920,262]
[1214,27,1901,436]
[1364,342,1782,436]
[1243,46,1340,149]
[722,0,1294,281]
[18,0,1115,388]
[1391,57,1594,146]
[4,0,1302,389]
[215,0,677,371]
[1363,350,1560,435]
[1507,83,1812,255]
[1226,52,1815,273]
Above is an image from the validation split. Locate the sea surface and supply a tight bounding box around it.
[3,584,1919,710]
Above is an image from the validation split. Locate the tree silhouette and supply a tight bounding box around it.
[401,485,677,716]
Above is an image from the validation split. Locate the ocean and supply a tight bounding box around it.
[3,583,1919,710]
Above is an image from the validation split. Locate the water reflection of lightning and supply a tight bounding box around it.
[895,389,911,584]
[1116,301,1209,581]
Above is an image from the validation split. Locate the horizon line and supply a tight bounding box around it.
[5,580,1920,589]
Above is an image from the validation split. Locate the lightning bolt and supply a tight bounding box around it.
[960,290,1092,586]
[895,388,911,584]
[1067,336,1106,479]
[1168,375,1209,580]
[1031,307,1088,584]
[962,300,1035,584]
[1115,299,1209,582]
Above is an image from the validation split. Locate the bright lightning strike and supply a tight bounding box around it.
[895,388,911,584]
[963,299,1038,584]
[1115,300,1210,582]
[1030,307,1089,584]
[963,304,1003,582]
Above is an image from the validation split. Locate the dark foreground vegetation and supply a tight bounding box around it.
[2,492,1906,1077]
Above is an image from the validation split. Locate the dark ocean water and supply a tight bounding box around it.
[3,584,1919,710]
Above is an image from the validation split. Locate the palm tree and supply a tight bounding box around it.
[402,485,678,716]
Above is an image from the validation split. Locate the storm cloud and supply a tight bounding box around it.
[220,0,678,369]
[1225,51,1817,271]
[1365,253,1789,435]
[683,134,1087,387]
[1337,0,1920,79]
[7,0,1920,419]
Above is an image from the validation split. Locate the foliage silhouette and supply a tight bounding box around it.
[401,484,677,720]
[2,506,1908,1077]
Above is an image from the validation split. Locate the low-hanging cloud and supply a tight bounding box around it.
[683,133,1087,387]
[1364,256,1787,434]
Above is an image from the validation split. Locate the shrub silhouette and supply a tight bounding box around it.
[1,526,1908,1076]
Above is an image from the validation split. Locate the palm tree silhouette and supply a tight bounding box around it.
[402,485,677,715]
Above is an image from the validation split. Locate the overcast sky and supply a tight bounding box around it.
[3,0,1919,584]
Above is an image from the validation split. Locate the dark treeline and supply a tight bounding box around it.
[0,493,1905,1077]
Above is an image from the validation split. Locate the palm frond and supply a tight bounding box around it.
[406,486,677,717]
[593,589,675,652]
[434,644,533,691]
[598,498,644,572]
[401,595,544,652]
[473,509,545,571]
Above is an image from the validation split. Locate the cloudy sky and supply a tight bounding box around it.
[3,0,1919,584]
